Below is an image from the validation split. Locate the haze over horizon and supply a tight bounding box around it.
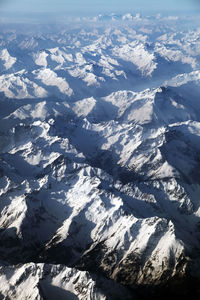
[0,0,199,23]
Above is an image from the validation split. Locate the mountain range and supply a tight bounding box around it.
[0,14,200,299]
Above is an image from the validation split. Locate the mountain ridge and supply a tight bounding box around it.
[0,16,200,299]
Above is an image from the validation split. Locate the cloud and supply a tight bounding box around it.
[164,16,179,21]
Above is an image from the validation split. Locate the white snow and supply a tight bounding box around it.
[0,49,16,70]
[112,42,157,76]
[33,51,48,68]
[35,68,73,96]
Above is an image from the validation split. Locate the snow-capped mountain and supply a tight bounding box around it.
[0,14,200,299]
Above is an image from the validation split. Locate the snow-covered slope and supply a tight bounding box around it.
[0,15,199,101]
[0,263,135,300]
[0,14,200,299]
[0,49,16,71]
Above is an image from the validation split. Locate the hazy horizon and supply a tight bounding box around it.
[0,0,200,23]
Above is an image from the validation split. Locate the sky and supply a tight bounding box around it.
[0,0,199,22]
